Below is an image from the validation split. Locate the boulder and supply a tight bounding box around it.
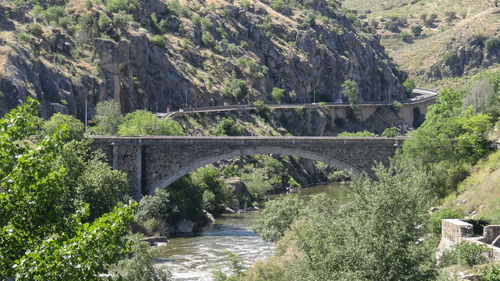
[177,219,195,233]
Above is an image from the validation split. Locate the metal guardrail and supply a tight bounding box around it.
[157,88,438,119]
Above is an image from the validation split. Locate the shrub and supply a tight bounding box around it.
[411,25,422,37]
[223,78,249,102]
[346,12,359,25]
[400,31,412,42]
[105,0,138,13]
[271,87,285,104]
[29,23,43,37]
[445,11,456,23]
[443,51,459,66]
[211,117,244,136]
[474,33,487,48]
[301,12,316,29]
[392,101,403,113]
[485,36,500,52]
[98,14,112,31]
[440,242,489,267]
[270,0,284,11]
[403,78,416,97]
[201,31,215,48]
[240,0,251,10]
[253,100,271,120]
[483,263,500,281]
[118,110,184,136]
[239,40,248,49]
[150,35,165,48]
[191,14,201,26]
[338,130,374,137]
[108,235,171,280]
[382,127,397,137]
[42,113,84,141]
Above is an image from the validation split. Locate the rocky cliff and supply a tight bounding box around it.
[0,0,406,119]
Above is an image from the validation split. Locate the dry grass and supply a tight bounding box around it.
[342,0,500,87]
[444,150,500,223]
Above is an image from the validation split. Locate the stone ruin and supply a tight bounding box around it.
[438,219,500,262]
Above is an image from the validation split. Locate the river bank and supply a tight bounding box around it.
[155,183,348,281]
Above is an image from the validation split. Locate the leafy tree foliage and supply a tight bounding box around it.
[403,87,493,196]
[192,166,233,214]
[118,110,184,136]
[211,117,244,136]
[241,168,273,201]
[338,130,374,137]
[224,77,250,103]
[403,78,416,97]
[341,79,359,106]
[252,195,303,242]
[286,162,436,281]
[136,175,205,227]
[270,87,285,104]
[108,235,171,281]
[89,100,122,135]
[0,100,136,279]
[42,113,84,140]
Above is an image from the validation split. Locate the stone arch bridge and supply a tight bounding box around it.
[91,136,407,201]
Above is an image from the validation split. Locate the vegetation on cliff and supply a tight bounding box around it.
[0,0,406,119]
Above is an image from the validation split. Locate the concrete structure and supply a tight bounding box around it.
[91,136,406,201]
[438,219,500,262]
[158,89,437,127]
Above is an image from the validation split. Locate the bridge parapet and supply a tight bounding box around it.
[91,136,407,201]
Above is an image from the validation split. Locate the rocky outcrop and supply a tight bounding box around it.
[429,35,500,79]
[0,0,406,119]
[226,177,251,209]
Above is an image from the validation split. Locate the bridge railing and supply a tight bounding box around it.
[156,89,438,118]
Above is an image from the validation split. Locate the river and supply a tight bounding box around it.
[155,183,348,281]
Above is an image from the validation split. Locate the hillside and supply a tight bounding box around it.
[0,0,407,120]
[341,0,500,88]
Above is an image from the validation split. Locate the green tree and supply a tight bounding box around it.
[381,127,397,137]
[192,166,233,214]
[76,155,129,221]
[253,100,271,121]
[211,117,244,136]
[118,110,184,136]
[136,175,205,227]
[252,195,303,242]
[288,162,436,281]
[403,78,416,97]
[224,78,250,103]
[403,87,493,196]
[0,100,136,279]
[241,168,273,201]
[43,113,84,140]
[89,100,122,135]
[341,79,359,106]
[271,87,285,104]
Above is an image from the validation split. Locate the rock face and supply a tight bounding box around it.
[226,177,251,209]
[429,35,500,79]
[177,219,195,233]
[0,0,406,118]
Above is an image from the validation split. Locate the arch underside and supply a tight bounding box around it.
[151,146,362,193]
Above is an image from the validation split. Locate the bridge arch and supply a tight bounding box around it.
[152,146,361,194]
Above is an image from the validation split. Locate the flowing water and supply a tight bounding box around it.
[155,183,348,281]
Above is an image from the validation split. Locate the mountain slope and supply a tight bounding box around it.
[0,0,406,119]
